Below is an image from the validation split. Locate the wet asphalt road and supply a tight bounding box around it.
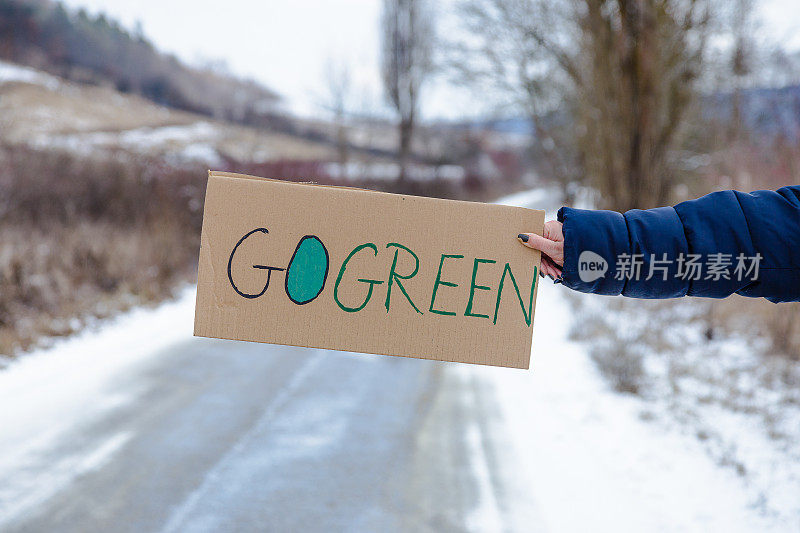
[4,338,526,533]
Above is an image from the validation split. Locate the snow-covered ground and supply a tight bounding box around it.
[491,188,800,531]
[3,278,796,531]
[471,283,799,532]
[565,292,800,527]
[0,288,197,525]
[0,188,797,531]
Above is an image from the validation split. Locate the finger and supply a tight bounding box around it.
[520,234,559,277]
[543,220,564,242]
[539,260,553,278]
[541,255,562,279]
[541,254,555,272]
[543,254,562,274]
[518,232,558,257]
[543,257,560,278]
[519,233,564,267]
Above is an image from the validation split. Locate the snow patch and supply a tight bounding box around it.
[495,187,556,210]
[31,122,223,164]
[118,121,219,148]
[0,431,131,526]
[178,143,223,166]
[0,60,60,90]
[460,371,503,533]
[324,161,465,182]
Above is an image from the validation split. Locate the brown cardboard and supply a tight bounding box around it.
[194,171,544,368]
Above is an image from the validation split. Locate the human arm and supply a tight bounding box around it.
[519,186,800,303]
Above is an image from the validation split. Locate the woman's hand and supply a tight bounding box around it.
[518,221,564,279]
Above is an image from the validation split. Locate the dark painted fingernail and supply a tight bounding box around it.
[517,234,529,243]
[548,274,554,281]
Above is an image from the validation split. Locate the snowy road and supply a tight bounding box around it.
[3,337,521,532]
[0,190,795,532]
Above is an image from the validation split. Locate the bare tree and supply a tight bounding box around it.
[728,0,755,141]
[452,0,715,210]
[578,0,712,210]
[381,0,435,182]
[450,0,581,200]
[324,58,353,168]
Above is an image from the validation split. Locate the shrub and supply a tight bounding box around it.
[0,145,204,355]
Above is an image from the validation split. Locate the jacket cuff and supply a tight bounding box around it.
[557,207,629,295]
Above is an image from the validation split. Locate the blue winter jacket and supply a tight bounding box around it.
[557,186,800,303]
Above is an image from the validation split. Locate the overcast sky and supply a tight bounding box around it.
[62,0,800,120]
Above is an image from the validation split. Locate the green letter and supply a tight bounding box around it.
[493,264,538,326]
[285,236,329,305]
[385,243,423,314]
[465,258,496,319]
[334,243,384,312]
[429,254,464,316]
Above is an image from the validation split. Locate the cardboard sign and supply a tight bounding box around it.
[194,171,544,368]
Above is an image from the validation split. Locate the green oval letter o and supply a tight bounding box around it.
[285,235,329,305]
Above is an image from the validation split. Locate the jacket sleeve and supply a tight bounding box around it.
[556,186,800,303]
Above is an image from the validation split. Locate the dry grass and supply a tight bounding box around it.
[566,292,800,452]
[0,145,204,356]
[697,137,800,362]
[0,142,487,357]
[705,296,800,361]
[0,220,194,353]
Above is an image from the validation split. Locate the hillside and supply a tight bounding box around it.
[0,0,281,123]
[0,59,340,166]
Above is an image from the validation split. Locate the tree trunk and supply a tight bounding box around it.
[398,117,413,182]
[336,119,349,169]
